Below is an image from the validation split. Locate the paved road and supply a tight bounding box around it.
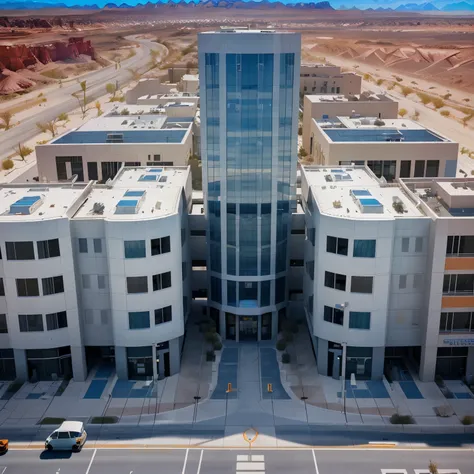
[0,36,164,161]
[0,447,472,474]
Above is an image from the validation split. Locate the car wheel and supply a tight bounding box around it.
[72,444,79,453]
[47,444,53,452]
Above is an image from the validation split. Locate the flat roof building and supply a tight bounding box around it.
[0,166,191,382]
[36,110,194,183]
[307,116,458,182]
[302,93,399,155]
[300,63,362,97]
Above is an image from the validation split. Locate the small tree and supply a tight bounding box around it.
[440,110,450,117]
[14,143,33,161]
[188,154,202,191]
[36,119,57,138]
[2,158,14,170]
[298,147,308,159]
[120,108,129,116]
[0,110,14,130]
[398,108,407,118]
[127,68,141,81]
[95,101,103,117]
[105,82,117,98]
[376,79,384,86]
[72,80,91,119]
[57,112,69,122]
[400,86,413,97]
[432,98,445,109]
[428,460,438,474]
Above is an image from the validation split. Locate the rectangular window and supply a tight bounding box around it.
[82,274,90,289]
[349,312,371,330]
[0,278,4,296]
[6,241,35,260]
[290,259,304,267]
[413,274,423,290]
[18,314,43,332]
[124,240,146,259]
[127,276,148,294]
[42,276,64,295]
[414,160,425,177]
[0,314,7,334]
[440,312,473,333]
[100,310,109,325]
[324,271,346,291]
[351,276,373,294]
[152,272,171,291]
[128,311,150,330]
[443,274,474,295]
[275,277,286,304]
[154,306,172,325]
[291,229,305,235]
[323,305,344,326]
[151,236,171,256]
[399,275,407,289]
[447,235,474,256]
[182,262,187,281]
[46,311,68,331]
[93,239,102,254]
[415,237,423,253]
[37,239,60,259]
[97,275,106,290]
[401,237,410,253]
[211,277,222,304]
[399,160,411,178]
[228,280,237,306]
[78,238,88,253]
[326,236,348,256]
[353,240,376,258]
[426,160,439,178]
[191,230,206,236]
[16,278,39,297]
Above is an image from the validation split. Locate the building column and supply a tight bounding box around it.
[115,346,128,380]
[466,347,474,385]
[317,338,328,376]
[419,344,437,382]
[71,345,87,382]
[219,310,226,340]
[152,344,158,381]
[272,310,278,341]
[169,337,181,376]
[13,349,28,382]
[371,347,384,381]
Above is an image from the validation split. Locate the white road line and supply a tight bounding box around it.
[181,448,189,474]
[196,449,203,474]
[85,448,97,474]
[1,467,6,474]
[312,449,320,474]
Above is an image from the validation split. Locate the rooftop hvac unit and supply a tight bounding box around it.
[93,202,105,214]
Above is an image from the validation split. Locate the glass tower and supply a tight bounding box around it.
[198,29,301,341]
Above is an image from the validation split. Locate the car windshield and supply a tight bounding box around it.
[70,431,81,437]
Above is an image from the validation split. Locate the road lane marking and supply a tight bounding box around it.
[1,467,6,474]
[196,449,203,474]
[181,448,189,474]
[312,449,320,474]
[85,448,97,474]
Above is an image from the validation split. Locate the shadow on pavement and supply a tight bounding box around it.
[39,450,73,460]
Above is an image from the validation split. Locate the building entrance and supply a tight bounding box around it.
[239,316,258,341]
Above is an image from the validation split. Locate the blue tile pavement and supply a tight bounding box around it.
[111,380,135,398]
[84,379,108,399]
[211,347,238,400]
[366,380,390,399]
[95,365,114,379]
[260,348,290,400]
[399,381,424,399]
[26,393,43,400]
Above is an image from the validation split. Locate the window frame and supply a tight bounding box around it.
[326,236,349,256]
[323,305,344,326]
[16,278,39,297]
[42,275,65,296]
[6,241,35,260]
[126,276,148,294]
[78,238,88,254]
[350,276,373,294]
[324,271,346,291]
[353,240,376,258]
[152,272,172,292]
[128,311,150,330]
[18,314,44,332]
[37,238,60,259]
[0,314,7,334]
[46,311,68,331]
[151,236,171,256]
[349,311,371,330]
[124,240,146,259]
[154,305,172,325]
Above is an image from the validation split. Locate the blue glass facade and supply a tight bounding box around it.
[200,32,299,340]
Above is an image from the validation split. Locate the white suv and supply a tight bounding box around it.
[45,421,87,452]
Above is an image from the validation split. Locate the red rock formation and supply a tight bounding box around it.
[0,38,95,71]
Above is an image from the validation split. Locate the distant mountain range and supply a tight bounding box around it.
[0,0,473,11]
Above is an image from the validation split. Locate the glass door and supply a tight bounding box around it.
[239,316,258,341]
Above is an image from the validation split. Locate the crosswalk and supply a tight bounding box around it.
[236,454,265,474]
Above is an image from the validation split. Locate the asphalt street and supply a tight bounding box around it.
[0,36,164,161]
[0,448,473,474]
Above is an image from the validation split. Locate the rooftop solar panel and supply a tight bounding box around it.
[124,190,145,197]
[138,175,158,182]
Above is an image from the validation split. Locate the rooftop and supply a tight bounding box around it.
[73,166,188,220]
[0,184,87,221]
[315,116,450,143]
[181,74,199,81]
[50,114,192,145]
[403,178,474,218]
[304,166,424,219]
[306,93,394,104]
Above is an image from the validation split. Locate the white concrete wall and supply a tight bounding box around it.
[125,79,176,104]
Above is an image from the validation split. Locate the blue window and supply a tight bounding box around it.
[275,277,286,304]
[211,277,222,304]
[261,280,271,307]
[124,240,146,258]
[128,311,150,330]
[349,312,371,330]
[227,280,236,306]
[353,240,376,258]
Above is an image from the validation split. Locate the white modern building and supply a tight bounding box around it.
[308,116,458,181]
[300,63,362,96]
[301,165,474,381]
[125,78,177,105]
[36,111,194,183]
[198,27,301,341]
[178,74,199,94]
[302,93,399,154]
[0,166,191,381]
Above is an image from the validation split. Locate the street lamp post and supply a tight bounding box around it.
[335,302,349,424]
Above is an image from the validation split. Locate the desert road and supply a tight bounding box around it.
[0,35,164,162]
[0,447,473,474]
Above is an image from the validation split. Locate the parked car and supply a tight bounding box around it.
[45,421,87,452]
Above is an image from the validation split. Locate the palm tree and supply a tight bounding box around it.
[0,110,14,130]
